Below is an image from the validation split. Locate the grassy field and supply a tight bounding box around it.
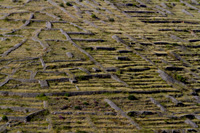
[0,0,200,132]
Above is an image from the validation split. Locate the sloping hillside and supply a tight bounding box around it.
[0,0,200,132]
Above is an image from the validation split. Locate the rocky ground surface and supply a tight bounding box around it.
[0,0,200,132]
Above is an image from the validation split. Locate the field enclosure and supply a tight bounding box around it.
[0,0,200,132]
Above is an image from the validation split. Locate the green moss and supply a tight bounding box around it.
[116,70,122,75]
[3,17,9,22]
[105,103,109,107]
[91,14,97,19]
[61,47,67,50]
[174,74,187,83]
[64,93,69,100]
[83,102,89,105]
[65,93,69,97]
[66,2,73,6]
[128,95,138,100]
[109,18,115,22]
[76,75,88,80]
[2,115,8,121]
[36,93,49,101]
[77,121,82,124]
[59,3,64,7]
[76,130,87,133]
[74,106,82,110]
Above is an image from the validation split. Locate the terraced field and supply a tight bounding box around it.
[0,0,200,132]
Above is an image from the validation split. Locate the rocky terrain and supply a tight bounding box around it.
[0,0,200,132]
